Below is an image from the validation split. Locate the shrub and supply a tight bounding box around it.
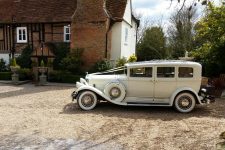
[16,46,33,68]
[48,71,82,83]
[10,58,18,67]
[115,57,127,67]
[0,72,11,80]
[45,42,70,70]
[18,68,33,81]
[40,60,45,67]
[0,59,7,72]
[60,48,84,74]
[127,54,137,63]
[90,59,112,73]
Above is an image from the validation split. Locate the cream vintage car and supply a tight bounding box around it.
[72,60,215,113]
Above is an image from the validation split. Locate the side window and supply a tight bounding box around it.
[64,25,71,42]
[179,67,193,78]
[130,67,152,78]
[157,67,175,78]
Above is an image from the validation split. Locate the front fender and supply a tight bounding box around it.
[74,85,127,106]
[170,87,202,105]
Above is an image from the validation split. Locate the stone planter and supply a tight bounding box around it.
[38,67,48,85]
[10,66,20,84]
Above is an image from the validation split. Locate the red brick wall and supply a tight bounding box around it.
[71,0,109,69]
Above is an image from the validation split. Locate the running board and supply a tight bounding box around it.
[127,102,171,107]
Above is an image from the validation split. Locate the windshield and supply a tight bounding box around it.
[91,66,127,75]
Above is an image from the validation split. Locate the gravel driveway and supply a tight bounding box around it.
[0,83,224,150]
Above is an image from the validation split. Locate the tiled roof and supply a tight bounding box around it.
[0,0,128,23]
[106,0,127,21]
[0,0,77,23]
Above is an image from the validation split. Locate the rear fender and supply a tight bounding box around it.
[170,87,202,105]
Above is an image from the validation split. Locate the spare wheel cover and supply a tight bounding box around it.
[104,82,126,102]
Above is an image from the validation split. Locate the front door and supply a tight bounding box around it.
[126,67,154,103]
[154,66,177,103]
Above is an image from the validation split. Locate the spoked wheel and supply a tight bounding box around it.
[174,92,196,113]
[77,91,98,111]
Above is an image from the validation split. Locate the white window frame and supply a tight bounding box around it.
[64,25,71,42]
[16,27,28,43]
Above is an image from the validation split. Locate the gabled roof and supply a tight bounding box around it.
[106,0,127,21]
[0,0,129,24]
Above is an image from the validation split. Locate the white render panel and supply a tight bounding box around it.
[110,22,122,61]
[120,20,136,59]
[0,53,10,64]
[123,0,132,25]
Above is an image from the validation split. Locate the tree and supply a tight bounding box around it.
[137,26,167,61]
[192,3,225,77]
[167,6,197,58]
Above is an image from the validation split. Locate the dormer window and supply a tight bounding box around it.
[17,27,27,43]
[64,25,71,42]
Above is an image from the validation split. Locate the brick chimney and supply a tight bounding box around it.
[71,0,110,70]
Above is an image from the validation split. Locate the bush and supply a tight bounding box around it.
[18,68,33,81]
[0,59,8,72]
[127,54,137,63]
[16,46,33,68]
[115,57,127,67]
[0,72,11,80]
[48,71,82,83]
[60,48,84,74]
[90,60,112,73]
[45,42,70,70]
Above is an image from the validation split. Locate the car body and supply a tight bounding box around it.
[72,60,215,113]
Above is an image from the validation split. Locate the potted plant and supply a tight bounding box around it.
[38,60,48,85]
[10,58,20,83]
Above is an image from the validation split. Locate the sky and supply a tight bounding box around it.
[132,0,221,30]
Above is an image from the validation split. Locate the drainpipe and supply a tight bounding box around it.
[103,0,110,59]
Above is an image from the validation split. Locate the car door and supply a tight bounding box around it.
[153,66,177,103]
[126,66,154,102]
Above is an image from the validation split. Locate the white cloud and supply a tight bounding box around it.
[133,0,221,27]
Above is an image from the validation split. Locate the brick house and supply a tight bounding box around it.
[0,0,139,68]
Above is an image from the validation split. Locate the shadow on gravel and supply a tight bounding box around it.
[0,84,73,99]
[0,133,122,150]
[62,99,225,121]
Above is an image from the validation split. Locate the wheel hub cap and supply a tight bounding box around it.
[81,94,94,107]
[110,87,121,99]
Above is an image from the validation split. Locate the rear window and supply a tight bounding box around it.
[157,67,175,78]
[179,67,193,78]
[130,67,152,78]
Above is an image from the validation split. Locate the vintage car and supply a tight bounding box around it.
[72,60,215,113]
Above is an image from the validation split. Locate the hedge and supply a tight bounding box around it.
[48,71,82,83]
[0,72,12,80]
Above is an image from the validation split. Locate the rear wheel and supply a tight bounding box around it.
[77,91,98,111]
[174,92,196,113]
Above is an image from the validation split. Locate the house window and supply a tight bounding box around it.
[125,28,128,43]
[17,27,27,43]
[64,25,71,42]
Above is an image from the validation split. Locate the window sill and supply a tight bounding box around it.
[17,41,28,44]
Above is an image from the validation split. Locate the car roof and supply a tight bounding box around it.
[125,60,201,68]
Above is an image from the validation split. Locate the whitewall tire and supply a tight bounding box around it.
[174,92,196,113]
[77,91,98,111]
[104,82,126,102]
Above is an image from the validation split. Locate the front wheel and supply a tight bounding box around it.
[174,92,196,113]
[77,91,98,111]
